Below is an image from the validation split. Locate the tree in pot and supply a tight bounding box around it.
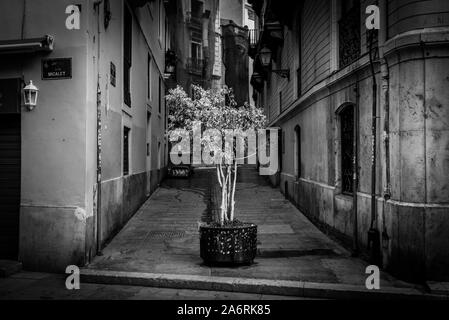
[166,85,267,265]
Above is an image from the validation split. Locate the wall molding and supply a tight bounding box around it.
[280,173,449,208]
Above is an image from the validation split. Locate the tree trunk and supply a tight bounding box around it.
[230,162,238,221]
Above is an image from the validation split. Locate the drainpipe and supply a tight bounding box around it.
[380,62,390,200]
[352,82,359,255]
[379,0,390,200]
[380,61,391,254]
[94,0,103,256]
[367,27,382,266]
[379,0,391,256]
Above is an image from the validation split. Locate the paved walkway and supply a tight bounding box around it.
[86,166,416,290]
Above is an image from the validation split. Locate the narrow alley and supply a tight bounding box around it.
[81,166,421,298]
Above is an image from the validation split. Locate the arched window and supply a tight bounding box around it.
[339,105,354,194]
[294,125,301,178]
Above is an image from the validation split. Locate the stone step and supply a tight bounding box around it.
[80,269,445,300]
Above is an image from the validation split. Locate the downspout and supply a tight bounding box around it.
[352,82,359,255]
[380,55,391,256]
[367,27,382,266]
[94,0,103,256]
[379,0,391,261]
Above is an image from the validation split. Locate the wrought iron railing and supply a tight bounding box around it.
[186,57,204,75]
[248,29,260,47]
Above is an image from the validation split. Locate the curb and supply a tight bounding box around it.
[80,269,447,300]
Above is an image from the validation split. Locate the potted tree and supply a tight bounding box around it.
[166,85,266,265]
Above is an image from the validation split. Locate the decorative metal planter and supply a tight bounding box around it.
[199,223,257,266]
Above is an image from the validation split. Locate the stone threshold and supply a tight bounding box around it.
[80,269,447,300]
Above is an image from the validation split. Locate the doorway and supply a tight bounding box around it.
[0,78,21,260]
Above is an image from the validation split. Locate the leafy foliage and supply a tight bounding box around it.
[166,85,267,225]
[167,85,266,134]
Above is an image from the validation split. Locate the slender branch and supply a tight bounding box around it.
[220,176,227,225]
[216,164,222,187]
[227,165,232,221]
[223,168,230,222]
[230,161,238,221]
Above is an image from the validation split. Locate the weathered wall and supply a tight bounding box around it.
[0,0,90,272]
[168,0,221,93]
[301,0,331,93]
[0,0,168,272]
[258,0,449,282]
[387,0,449,38]
[92,0,168,248]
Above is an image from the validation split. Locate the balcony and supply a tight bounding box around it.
[186,57,204,75]
[248,29,260,58]
[187,16,202,30]
[249,29,260,47]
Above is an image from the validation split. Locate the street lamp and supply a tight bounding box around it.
[259,47,272,67]
[164,50,177,79]
[23,80,39,111]
[258,47,290,80]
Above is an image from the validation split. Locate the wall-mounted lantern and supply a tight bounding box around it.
[258,47,290,80]
[23,80,39,111]
[259,47,272,67]
[165,49,177,76]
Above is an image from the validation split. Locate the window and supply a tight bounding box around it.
[157,141,162,169]
[279,91,283,112]
[146,112,152,171]
[165,18,170,50]
[282,131,285,154]
[188,41,203,74]
[124,6,132,106]
[294,125,301,178]
[338,0,360,68]
[158,0,163,42]
[248,9,255,21]
[123,126,131,176]
[277,129,282,172]
[296,14,302,98]
[158,77,162,114]
[340,105,354,194]
[147,54,152,100]
[146,113,151,157]
[191,41,202,60]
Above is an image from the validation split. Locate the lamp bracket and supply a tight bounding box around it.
[272,69,290,80]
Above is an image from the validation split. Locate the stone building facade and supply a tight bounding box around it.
[250,0,449,282]
[166,0,222,94]
[0,0,169,272]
